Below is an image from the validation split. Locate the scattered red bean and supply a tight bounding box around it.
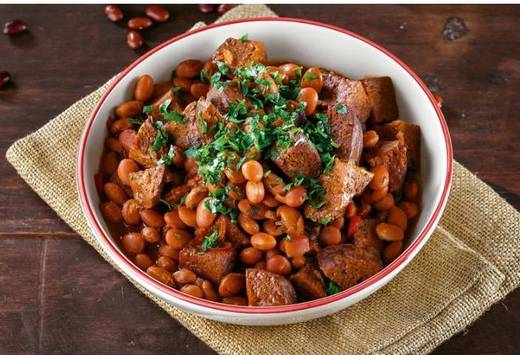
[127,30,143,50]
[217,4,236,14]
[127,17,153,30]
[104,5,124,22]
[3,19,27,35]
[0,71,11,89]
[197,4,215,13]
[145,6,170,23]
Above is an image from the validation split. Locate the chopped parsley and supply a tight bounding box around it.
[239,33,249,42]
[142,105,153,114]
[319,217,331,225]
[214,60,230,76]
[157,144,175,165]
[285,173,326,209]
[204,187,239,222]
[159,198,174,210]
[335,103,349,115]
[201,229,219,251]
[304,72,319,81]
[150,122,169,152]
[128,117,145,126]
[302,112,338,173]
[159,99,186,124]
[326,281,343,295]
[210,72,225,92]
[196,112,208,134]
[200,68,209,83]
[179,193,187,206]
[171,86,182,94]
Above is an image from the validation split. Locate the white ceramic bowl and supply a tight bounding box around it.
[77,18,453,326]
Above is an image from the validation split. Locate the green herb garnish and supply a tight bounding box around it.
[200,68,209,83]
[326,281,342,295]
[214,61,230,75]
[157,145,176,165]
[142,105,153,114]
[239,33,249,42]
[319,217,331,225]
[335,103,349,115]
[304,72,319,81]
[150,122,169,152]
[197,112,208,134]
[159,198,174,210]
[171,86,182,94]
[201,229,219,251]
[159,99,186,124]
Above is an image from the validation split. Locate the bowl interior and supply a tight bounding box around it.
[80,19,450,311]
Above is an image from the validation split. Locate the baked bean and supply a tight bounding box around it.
[279,63,301,81]
[224,168,246,184]
[277,205,304,236]
[117,159,139,185]
[105,137,123,153]
[301,67,323,92]
[265,249,281,260]
[176,60,204,79]
[239,247,263,265]
[139,208,165,227]
[237,199,267,220]
[121,199,141,225]
[399,201,419,219]
[291,255,306,269]
[345,202,357,218]
[127,30,143,50]
[254,260,267,270]
[347,214,362,238]
[222,297,248,306]
[102,152,118,175]
[174,268,197,284]
[134,74,154,102]
[152,82,172,98]
[218,273,245,297]
[404,180,419,201]
[103,182,128,205]
[118,129,135,152]
[376,223,404,241]
[142,226,160,243]
[251,232,277,250]
[115,100,143,118]
[331,216,345,229]
[165,228,192,249]
[284,235,310,258]
[121,232,145,254]
[387,206,408,231]
[285,186,307,208]
[262,219,284,236]
[110,117,133,134]
[227,184,244,201]
[104,5,123,22]
[184,157,198,176]
[298,87,318,116]
[190,82,210,99]
[178,206,197,227]
[185,187,208,208]
[127,17,153,30]
[383,241,404,263]
[241,160,263,182]
[0,71,11,88]
[246,181,265,204]
[135,253,154,270]
[196,198,217,227]
[147,266,174,286]
[3,19,27,35]
[173,76,192,92]
[238,213,260,235]
[158,245,179,259]
[180,284,204,298]
[100,201,122,223]
[145,5,170,22]
[363,130,379,148]
[164,210,187,229]
[266,255,292,276]
[262,193,280,208]
[369,165,389,190]
[200,280,220,302]
[373,193,394,211]
[319,226,342,246]
[369,186,389,203]
[156,256,176,272]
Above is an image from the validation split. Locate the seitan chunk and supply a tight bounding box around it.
[376,120,420,170]
[212,37,267,73]
[128,165,166,208]
[304,159,373,223]
[129,118,168,168]
[289,263,327,300]
[179,245,237,284]
[327,105,363,164]
[362,76,399,123]
[321,72,371,124]
[246,268,297,306]
[353,218,384,253]
[317,244,383,290]
[271,130,322,178]
[206,79,250,113]
[365,140,408,192]
[150,89,182,121]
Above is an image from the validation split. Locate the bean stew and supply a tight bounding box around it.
[96,36,421,306]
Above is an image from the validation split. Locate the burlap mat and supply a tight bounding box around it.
[5,4,520,355]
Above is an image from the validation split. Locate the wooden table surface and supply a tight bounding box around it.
[1,4,519,354]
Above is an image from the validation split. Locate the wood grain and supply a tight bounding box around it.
[0,4,518,354]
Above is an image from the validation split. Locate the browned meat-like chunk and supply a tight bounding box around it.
[150,89,182,121]
[206,80,249,113]
[327,105,363,163]
[353,219,383,253]
[179,245,237,284]
[129,118,168,168]
[212,37,267,72]
[317,244,383,289]
[272,130,321,178]
[362,77,399,123]
[376,120,420,170]
[305,159,373,223]
[365,140,408,192]
[321,72,371,124]
[246,268,296,306]
[289,263,326,300]
[128,165,166,208]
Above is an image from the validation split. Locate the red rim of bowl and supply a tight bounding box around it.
[77,17,453,314]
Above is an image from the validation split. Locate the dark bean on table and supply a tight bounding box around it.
[217,4,236,14]
[145,6,170,23]
[104,5,124,22]
[127,30,143,50]
[197,4,215,13]
[0,71,11,89]
[3,19,28,35]
[127,17,153,30]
